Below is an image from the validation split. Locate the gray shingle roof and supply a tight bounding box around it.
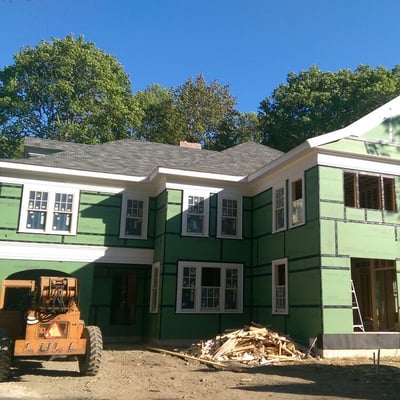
[5,138,284,178]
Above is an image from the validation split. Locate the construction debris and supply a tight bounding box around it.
[181,323,309,367]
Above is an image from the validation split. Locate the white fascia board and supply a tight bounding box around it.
[0,241,154,265]
[317,151,400,175]
[152,167,246,183]
[0,175,120,193]
[166,182,224,193]
[0,161,148,184]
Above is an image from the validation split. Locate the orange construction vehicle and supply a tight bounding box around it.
[0,274,102,381]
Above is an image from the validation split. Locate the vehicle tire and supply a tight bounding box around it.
[0,330,12,382]
[78,325,102,376]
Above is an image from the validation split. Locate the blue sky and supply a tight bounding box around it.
[1,0,400,112]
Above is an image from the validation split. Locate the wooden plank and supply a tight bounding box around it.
[212,338,238,359]
[146,347,227,369]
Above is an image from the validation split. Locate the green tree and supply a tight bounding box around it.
[134,75,239,150]
[173,74,237,149]
[134,84,180,144]
[0,35,141,157]
[214,112,262,150]
[259,65,400,152]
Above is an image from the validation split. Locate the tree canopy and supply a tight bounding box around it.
[134,74,240,150]
[173,74,238,148]
[0,35,141,157]
[259,65,400,152]
[4,35,399,159]
[134,84,179,144]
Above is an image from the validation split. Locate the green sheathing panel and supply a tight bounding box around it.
[320,258,353,334]
[321,117,400,158]
[157,264,252,340]
[0,259,94,321]
[319,167,343,203]
[337,223,397,259]
[0,183,64,243]
[0,186,155,249]
[67,191,154,248]
[251,167,322,345]
[363,116,400,144]
[153,188,252,342]
[0,184,22,236]
[319,165,400,335]
[146,190,169,340]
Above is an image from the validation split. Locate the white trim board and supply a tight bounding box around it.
[0,241,154,265]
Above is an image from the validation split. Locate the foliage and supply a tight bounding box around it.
[6,36,396,158]
[0,35,141,157]
[135,74,240,150]
[134,84,180,144]
[213,112,262,151]
[173,74,238,149]
[259,65,400,152]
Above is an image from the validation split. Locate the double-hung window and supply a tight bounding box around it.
[120,193,148,239]
[217,195,242,238]
[182,190,210,236]
[273,186,286,232]
[176,262,243,313]
[272,258,288,314]
[290,177,304,226]
[19,185,79,235]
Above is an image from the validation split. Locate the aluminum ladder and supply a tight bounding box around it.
[351,280,365,332]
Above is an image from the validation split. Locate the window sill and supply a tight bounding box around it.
[18,229,76,236]
[120,235,148,240]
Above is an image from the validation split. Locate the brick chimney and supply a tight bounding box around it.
[179,141,201,150]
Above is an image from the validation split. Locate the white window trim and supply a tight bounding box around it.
[272,185,286,232]
[176,261,243,313]
[149,262,160,313]
[289,176,305,228]
[19,184,80,235]
[119,192,149,239]
[217,194,242,239]
[181,190,210,237]
[272,258,288,315]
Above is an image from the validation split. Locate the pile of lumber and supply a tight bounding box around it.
[182,323,308,366]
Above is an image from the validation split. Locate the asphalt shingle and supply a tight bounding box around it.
[5,138,284,178]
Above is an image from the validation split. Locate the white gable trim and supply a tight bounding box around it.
[307,95,400,148]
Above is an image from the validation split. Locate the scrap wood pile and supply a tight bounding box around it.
[181,323,309,367]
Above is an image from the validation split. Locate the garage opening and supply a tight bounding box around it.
[351,258,399,331]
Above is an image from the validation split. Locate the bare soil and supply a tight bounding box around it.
[1,345,399,400]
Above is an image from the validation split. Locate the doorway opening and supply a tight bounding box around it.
[351,258,399,331]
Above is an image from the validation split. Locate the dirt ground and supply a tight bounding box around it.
[1,345,399,400]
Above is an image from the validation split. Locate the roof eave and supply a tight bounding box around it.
[152,167,246,182]
[0,161,148,183]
